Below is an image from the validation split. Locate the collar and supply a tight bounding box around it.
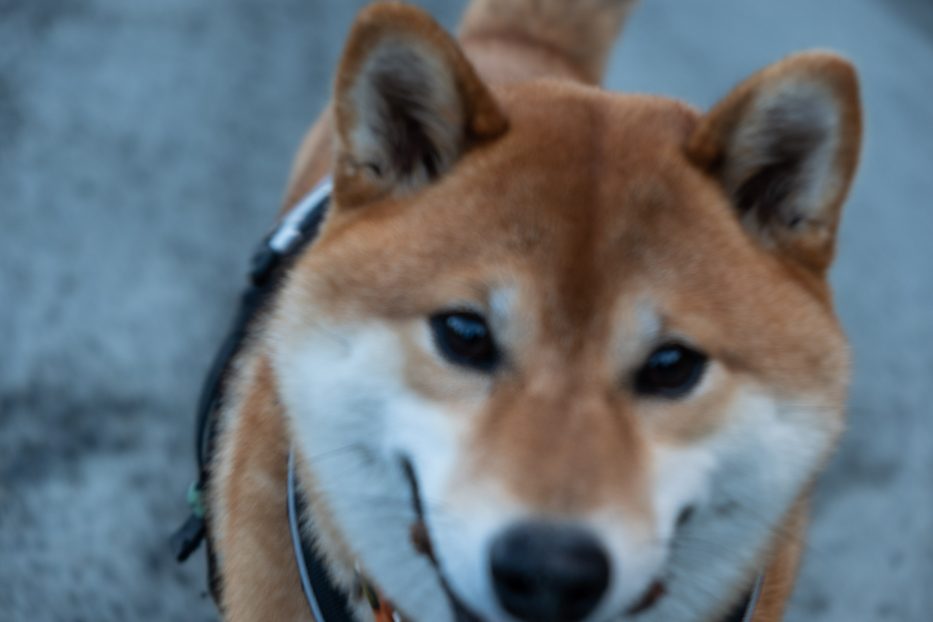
[287,449,401,622]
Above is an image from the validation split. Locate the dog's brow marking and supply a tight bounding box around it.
[611,297,663,368]
[488,286,517,327]
[635,300,663,345]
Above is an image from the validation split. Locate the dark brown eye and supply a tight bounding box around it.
[429,311,500,372]
[635,343,707,398]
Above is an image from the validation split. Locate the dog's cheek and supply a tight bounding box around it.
[641,386,840,620]
[383,394,516,619]
[271,319,460,620]
[383,352,516,620]
[651,442,718,544]
[422,478,528,622]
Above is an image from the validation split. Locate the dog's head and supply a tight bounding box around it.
[270,5,861,621]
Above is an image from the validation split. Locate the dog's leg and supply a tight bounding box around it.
[459,0,638,85]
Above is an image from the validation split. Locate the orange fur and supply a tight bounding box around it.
[211,355,307,620]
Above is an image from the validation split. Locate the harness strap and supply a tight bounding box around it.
[170,179,333,603]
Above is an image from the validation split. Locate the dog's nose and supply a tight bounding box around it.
[489,522,611,622]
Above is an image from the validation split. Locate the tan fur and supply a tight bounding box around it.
[210,2,861,621]
[212,354,307,620]
[750,498,809,622]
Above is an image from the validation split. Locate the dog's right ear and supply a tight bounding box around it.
[332,3,507,207]
[687,52,862,275]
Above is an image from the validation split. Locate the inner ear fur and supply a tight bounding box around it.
[687,52,862,274]
[332,3,507,207]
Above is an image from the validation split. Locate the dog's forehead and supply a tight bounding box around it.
[464,82,702,207]
[313,82,773,316]
[495,80,700,159]
[449,83,722,263]
[408,84,751,298]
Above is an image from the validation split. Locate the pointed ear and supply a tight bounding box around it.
[687,52,862,273]
[332,3,507,207]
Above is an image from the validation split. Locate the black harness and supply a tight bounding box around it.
[170,179,762,622]
[169,180,344,614]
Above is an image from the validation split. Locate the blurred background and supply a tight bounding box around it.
[1,0,931,620]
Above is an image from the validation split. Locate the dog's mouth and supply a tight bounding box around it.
[396,456,673,622]
[625,579,668,617]
[398,456,681,622]
[398,456,489,622]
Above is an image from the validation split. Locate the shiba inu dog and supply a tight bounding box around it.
[207,1,862,621]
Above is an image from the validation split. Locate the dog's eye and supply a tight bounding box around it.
[429,311,499,372]
[635,343,707,398]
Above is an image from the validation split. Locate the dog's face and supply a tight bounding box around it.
[270,6,860,622]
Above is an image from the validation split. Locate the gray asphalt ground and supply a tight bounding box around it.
[1,1,931,621]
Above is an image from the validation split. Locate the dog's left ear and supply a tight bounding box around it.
[332,3,507,207]
[688,52,862,274]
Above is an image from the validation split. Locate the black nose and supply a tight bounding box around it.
[490,522,611,622]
